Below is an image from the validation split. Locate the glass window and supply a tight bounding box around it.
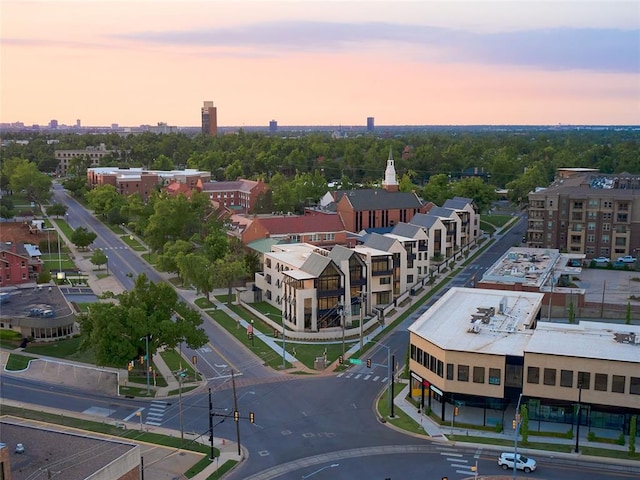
[410,344,416,360]
[416,348,423,365]
[458,365,469,382]
[560,370,573,387]
[446,363,454,380]
[612,375,625,393]
[437,360,444,378]
[578,371,591,390]
[527,366,540,384]
[422,352,429,368]
[489,368,501,385]
[594,373,608,392]
[473,366,485,384]
[543,368,556,386]
[630,377,640,395]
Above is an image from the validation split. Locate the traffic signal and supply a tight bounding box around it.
[338,355,344,364]
[366,358,372,368]
[192,355,198,365]
[140,355,144,365]
[149,366,153,372]
[248,332,253,340]
[249,412,255,423]
[454,406,459,416]
[512,419,517,430]
[127,361,133,371]
[234,410,239,422]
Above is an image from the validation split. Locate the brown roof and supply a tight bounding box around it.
[255,213,345,235]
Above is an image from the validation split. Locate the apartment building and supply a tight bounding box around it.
[443,196,480,247]
[55,144,120,177]
[408,287,640,433]
[527,171,640,259]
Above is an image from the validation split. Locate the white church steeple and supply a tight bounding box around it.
[382,147,398,192]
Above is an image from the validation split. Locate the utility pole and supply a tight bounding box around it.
[390,354,395,418]
[231,370,241,456]
[208,388,215,460]
[178,369,185,440]
[282,317,286,369]
[340,302,345,361]
[145,335,150,395]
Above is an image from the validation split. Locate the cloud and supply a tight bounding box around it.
[116,21,639,73]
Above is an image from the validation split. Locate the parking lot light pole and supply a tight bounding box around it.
[574,381,583,453]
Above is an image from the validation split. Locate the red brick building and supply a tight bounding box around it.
[242,211,348,248]
[201,178,269,214]
[0,242,43,286]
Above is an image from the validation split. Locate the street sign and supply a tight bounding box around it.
[349,358,362,365]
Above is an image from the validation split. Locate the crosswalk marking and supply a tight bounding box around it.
[145,401,169,426]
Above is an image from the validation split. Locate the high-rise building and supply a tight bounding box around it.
[201,101,218,136]
[269,120,278,133]
[76,119,81,128]
[366,116,374,131]
[49,119,58,129]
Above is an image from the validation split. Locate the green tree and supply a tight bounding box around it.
[630,415,636,454]
[62,175,89,198]
[46,203,68,218]
[520,404,529,444]
[568,300,575,324]
[8,159,52,205]
[422,173,453,206]
[398,172,420,193]
[71,226,97,251]
[452,176,497,214]
[78,274,207,366]
[626,302,632,325]
[90,248,108,270]
[177,253,215,299]
[151,154,174,171]
[85,184,124,219]
[157,240,194,276]
[213,254,248,306]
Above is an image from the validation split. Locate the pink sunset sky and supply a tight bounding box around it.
[1,0,638,127]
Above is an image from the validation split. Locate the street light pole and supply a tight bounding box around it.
[338,302,345,361]
[574,381,583,453]
[282,316,286,369]
[105,255,109,275]
[144,335,150,395]
[359,291,366,352]
[513,393,523,480]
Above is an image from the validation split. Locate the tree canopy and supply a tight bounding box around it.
[71,226,97,250]
[78,274,208,366]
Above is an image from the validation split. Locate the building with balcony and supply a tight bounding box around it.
[526,171,640,259]
[443,196,480,247]
[408,287,640,434]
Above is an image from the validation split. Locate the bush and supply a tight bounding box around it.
[494,422,503,433]
[588,431,596,442]
[616,432,626,446]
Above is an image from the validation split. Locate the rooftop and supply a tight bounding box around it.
[268,243,327,269]
[481,247,584,289]
[526,321,640,364]
[408,287,544,355]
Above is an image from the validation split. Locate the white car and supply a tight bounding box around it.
[498,452,536,473]
[617,255,637,263]
[593,257,610,264]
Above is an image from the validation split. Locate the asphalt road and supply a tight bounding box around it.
[12,200,636,479]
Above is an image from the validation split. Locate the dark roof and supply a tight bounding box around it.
[256,214,345,235]
[408,213,441,229]
[329,245,356,263]
[391,222,422,238]
[338,189,425,211]
[301,252,334,277]
[363,232,397,251]
[443,197,472,210]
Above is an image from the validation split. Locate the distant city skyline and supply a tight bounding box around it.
[2,1,639,127]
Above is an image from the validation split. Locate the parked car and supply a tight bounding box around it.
[498,452,536,473]
[617,255,637,263]
[593,257,610,264]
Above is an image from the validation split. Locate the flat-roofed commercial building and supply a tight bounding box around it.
[408,287,640,433]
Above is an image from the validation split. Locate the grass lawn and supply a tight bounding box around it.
[482,214,514,228]
[42,253,76,271]
[23,336,98,364]
[5,353,37,371]
[53,218,74,239]
[0,329,23,349]
[160,348,201,382]
[120,234,147,251]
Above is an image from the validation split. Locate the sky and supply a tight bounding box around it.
[1,0,639,127]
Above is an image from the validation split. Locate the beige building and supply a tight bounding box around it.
[408,287,640,433]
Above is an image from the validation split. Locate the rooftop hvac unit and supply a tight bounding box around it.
[499,297,508,314]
